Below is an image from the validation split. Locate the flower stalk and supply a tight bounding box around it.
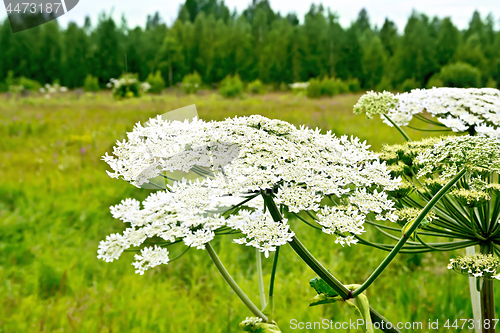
[256,248,267,310]
[268,247,280,322]
[480,243,496,333]
[383,114,411,142]
[352,168,467,297]
[206,242,268,322]
[262,194,402,333]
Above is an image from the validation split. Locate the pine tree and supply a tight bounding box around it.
[92,14,122,84]
[379,18,398,57]
[38,21,63,83]
[63,22,89,88]
[436,17,461,66]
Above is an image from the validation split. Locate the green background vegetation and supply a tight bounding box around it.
[1,0,500,91]
[2,0,500,331]
[1,91,498,332]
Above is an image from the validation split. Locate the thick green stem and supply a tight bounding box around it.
[352,168,467,297]
[256,248,267,310]
[262,194,402,333]
[289,236,350,297]
[480,243,496,333]
[206,243,268,322]
[263,195,349,297]
[268,247,280,322]
[467,246,482,333]
[383,114,412,141]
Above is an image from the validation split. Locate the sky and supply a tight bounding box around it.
[1,0,499,31]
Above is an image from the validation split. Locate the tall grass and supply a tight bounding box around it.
[0,91,493,332]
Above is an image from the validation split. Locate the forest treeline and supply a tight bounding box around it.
[1,0,500,90]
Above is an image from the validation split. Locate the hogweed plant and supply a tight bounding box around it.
[355,87,500,333]
[107,73,151,99]
[354,87,500,137]
[97,109,471,333]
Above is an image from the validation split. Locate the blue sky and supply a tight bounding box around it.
[1,0,499,31]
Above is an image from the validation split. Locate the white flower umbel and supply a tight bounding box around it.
[355,88,500,135]
[448,254,500,279]
[132,245,170,275]
[97,233,129,262]
[416,135,500,179]
[100,115,400,272]
[317,205,365,246]
[228,210,294,258]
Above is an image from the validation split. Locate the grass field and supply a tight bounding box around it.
[0,91,495,332]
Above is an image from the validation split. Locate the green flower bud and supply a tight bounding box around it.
[389,180,413,198]
[486,183,500,196]
[448,254,500,280]
[423,178,447,196]
[378,151,399,165]
[353,91,398,118]
[451,188,491,208]
[395,207,435,228]
[239,317,281,333]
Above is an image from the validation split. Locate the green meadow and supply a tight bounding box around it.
[0,91,495,332]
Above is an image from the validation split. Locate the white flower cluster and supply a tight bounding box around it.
[448,253,500,279]
[39,83,68,94]
[415,135,500,179]
[317,205,365,246]
[100,115,400,272]
[240,317,263,326]
[106,76,150,93]
[353,91,398,119]
[229,210,294,257]
[357,88,500,136]
[98,178,290,272]
[289,82,310,90]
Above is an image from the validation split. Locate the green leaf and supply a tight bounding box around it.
[346,293,374,333]
[309,276,338,297]
[309,293,343,306]
[308,279,374,333]
[402,220,418,241]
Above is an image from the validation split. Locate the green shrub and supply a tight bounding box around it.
[108,73,149,99]
[4,71,41,93]
[320,77,337,97]
[309,77,350,98]
[247,79,266,94]
[346,78,361,92]
[334,78,349,94]
[182,72,202,94]
[486,78,498,89]
[289,82,309,94]
[306,78,322,98]
[425,74,444,89]
[400,78,420,92]
[439,62,481,88]
[219,74,243,98]
[19,77,41,91]
[146,70,166,94]
[83,74,100,92]
[5,70,15,88]
[375,77,393,92]
[279,82,289,91]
